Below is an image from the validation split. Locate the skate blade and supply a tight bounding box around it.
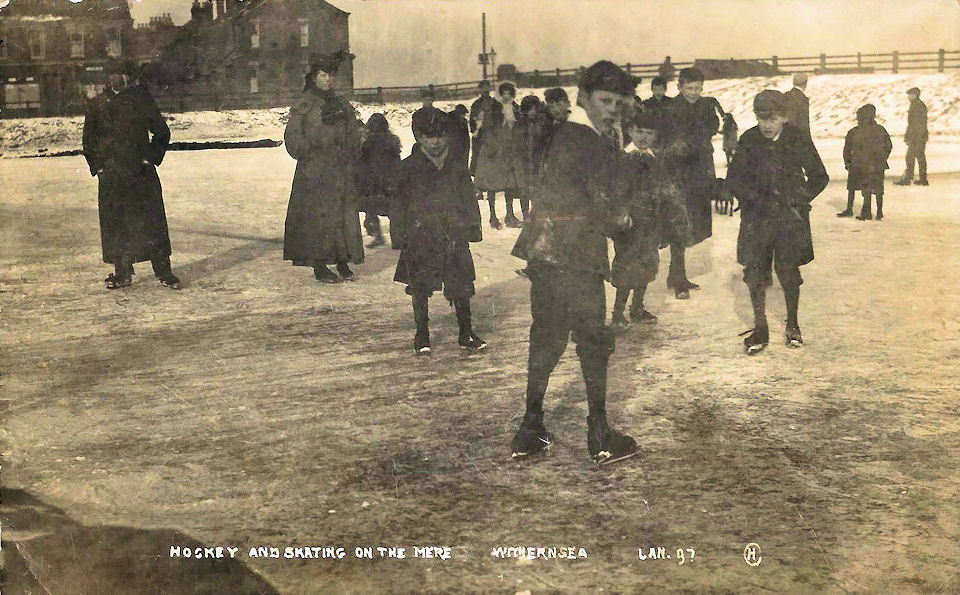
[415,347,432,356]
[460,343,487,354]
[745,344,767,356]
[596,450,643,467]
[787,340,803,349]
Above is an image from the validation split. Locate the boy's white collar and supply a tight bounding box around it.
[567,105,600,135]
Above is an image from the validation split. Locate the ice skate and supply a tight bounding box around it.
[785,323,803,348]
[336,263,356,282]
[414,329,431,356]
[105,274,132,290]
[315,266,342,284]
[158,274,182,290]
[914,178,928,186]
[893,176,912,186]
[630,308,658,325]
[875,210,884,221]
[674,287,690,300]
[610,313,632,333]
[836,209,854,217]
[741,325,769,355]
[588,415,639,466]
[458,332,487,353]
[511,419,554,459]
[855,211,873,221]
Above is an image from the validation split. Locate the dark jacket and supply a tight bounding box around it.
[392,145,482,285]
[784,87,810,135]
[283,89,364,266]
[843,121,893,173]
[358,130,402,216]
[727,124,829,267]
[512,111,628,278]
[905,98,928,144]
[658,95,719,246]
[82,84,172,265]
[447,111,471,172]
[519,112,547,185]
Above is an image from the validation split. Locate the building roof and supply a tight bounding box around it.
[234,0,349,19]
[0,0,132,20]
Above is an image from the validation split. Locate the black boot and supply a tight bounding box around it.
[413,294,430,355]
[454,298,486,352]
[587,414,637,463]
[611,288,631,332]
[487,193,502,229]
[837,190,855,217]
[336,261,356,282]
[856,193,873,221]
[511,410,554,458]
[152,257,181,290]
[744,285,769,355]
[314,265,342,284]
[875,194,884,221]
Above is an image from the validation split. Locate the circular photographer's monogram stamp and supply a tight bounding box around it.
[743,543,762,566]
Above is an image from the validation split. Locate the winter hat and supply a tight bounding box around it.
[453,104,468,117]
[520,94,541,115]
[579,60,634,96]
[366,112,389,133]
[478,80,492,90]
[678,67,705,85]
[856,104,876,125]
[309,50,352,76]
[906,87,921,97]
[544,87,569,103]
[753,89,786,116]
[498,82,517,97]
[412,107,451,137]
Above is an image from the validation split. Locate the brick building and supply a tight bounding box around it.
[0,0,134,116]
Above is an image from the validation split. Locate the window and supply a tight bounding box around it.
[4,82,41,109]
[106,28,122,58]
[249,62,259,93]
[29,31,45,59]
[250,20,260,49]
[298,19,309,47]
[69,28,85,58]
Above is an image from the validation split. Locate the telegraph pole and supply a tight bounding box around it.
[478,12,489,81]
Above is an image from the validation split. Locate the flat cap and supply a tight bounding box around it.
[753,89,786,115]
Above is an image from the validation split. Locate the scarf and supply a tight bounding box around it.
[419,143,449,170]
[501,100,516,129]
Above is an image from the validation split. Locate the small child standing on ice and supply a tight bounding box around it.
[358,113,401,247]
[838,104,892,221]
[610,109,681,330]
[392,107,486,355]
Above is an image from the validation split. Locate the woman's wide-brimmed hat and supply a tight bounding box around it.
[309,50,355,76]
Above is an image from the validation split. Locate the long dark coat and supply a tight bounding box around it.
[82,85,171,265]
[392,145,482,296]
[611,151,663,289]
[905,99,928,144]
[447,111,471,173]
[512,116,627,279]
[659,95,719,246]
[474,100,522,192]
[283,89,364,266]
[469,94,498,174]
[726,124,829,268]
[843,121,892,193]
[784,87,810,135]
[358,131,401,217]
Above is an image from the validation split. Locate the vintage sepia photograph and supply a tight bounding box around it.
[1,0,959,592]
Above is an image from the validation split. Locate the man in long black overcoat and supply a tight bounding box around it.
[82,59,179,290]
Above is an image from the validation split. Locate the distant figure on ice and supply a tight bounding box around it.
[82,58,180,290]
[358,113,401,248]
[283,52,363,283]
[447,104,471,173]
[539,87,570,154]
[516,94,544,220]
[420,87,435,109]
[391,108,486,355]
[474,82,524,229]
[726,90,828,355]
[894,87,929,186]
[510,60,638,465]
[469,80,498,176]
[659,67,718,299]
[610,108,685,331]
[839,104,892,221]
[658,56,676,82]
[784,73,811,137]
[641,77,670,116]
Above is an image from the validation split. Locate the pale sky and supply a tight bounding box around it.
[125,0,960,87]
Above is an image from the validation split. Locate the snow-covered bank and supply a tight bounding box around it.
[2,72,958,158]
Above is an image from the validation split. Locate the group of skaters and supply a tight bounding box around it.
[82,54,931,464]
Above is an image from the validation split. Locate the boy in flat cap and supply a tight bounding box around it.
[894,87,929,186]
[392,107,486,355]
[726,90,829,355]
[469,80,498,176]
[83,58,179,290]
[511,60,638,465]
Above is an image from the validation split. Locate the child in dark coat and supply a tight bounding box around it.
[359,113,401,247]
[838,104,892,221]
[726,90,829,355]
[611,109,672,330]
[392,107,486,355]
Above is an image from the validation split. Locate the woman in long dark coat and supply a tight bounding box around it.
[358,112,401,248]
[283,55,364,283]
[82,59,179,290]
[474,82,523,229]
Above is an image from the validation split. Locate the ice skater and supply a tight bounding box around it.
[392,107,486,355]
[474,82,524,229]
[894,87,929,186]
[727,90,829,354]
[838,104,892,221]
[510,60,638,465]
[358,113,401,247]
[82,58,180,291]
